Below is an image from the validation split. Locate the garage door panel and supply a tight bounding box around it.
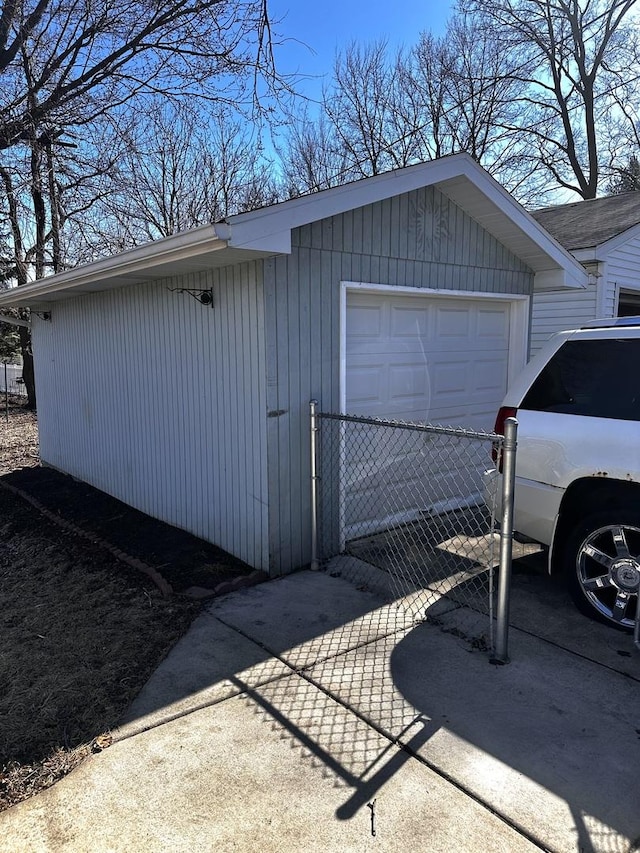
[429,359,507,401]
[388,363,430,402]
[428,336,508,353]
[434,305,471,338]
[474,358,509,395]
[430,361,470,399]
[349,355,429,399]
[343,435,491,535]
[421,405,499,431]
[477,307,511,340]
[347,303,384,338]
[347,296,510,419]
[345,364,384,407]
[390,304,430,338]
[347,342,429,357]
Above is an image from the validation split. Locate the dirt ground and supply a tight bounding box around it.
[0,399,247,811]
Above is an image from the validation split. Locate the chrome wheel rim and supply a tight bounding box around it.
[576,523,640,629]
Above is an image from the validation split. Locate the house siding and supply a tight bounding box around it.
[529,284,598,356]
[530,234,640,356]
[264,185,534,574]
[32,263,269,570]
[605,235,640,314]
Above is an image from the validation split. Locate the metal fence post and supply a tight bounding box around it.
[310,400,320,571]
[492,417,518,664]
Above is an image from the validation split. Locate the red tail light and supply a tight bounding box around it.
[492,406,517,467]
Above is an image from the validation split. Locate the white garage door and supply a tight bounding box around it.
[343,290,512,538]
[346,291,511,427]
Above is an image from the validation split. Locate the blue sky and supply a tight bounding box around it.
[269,1,454,103]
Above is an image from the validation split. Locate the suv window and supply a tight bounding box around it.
[521,338,640,421]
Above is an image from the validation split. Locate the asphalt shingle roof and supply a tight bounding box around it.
[531,192,640,251]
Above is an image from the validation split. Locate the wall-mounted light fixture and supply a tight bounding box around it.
[33,311,52,321]
[168,287,214,307]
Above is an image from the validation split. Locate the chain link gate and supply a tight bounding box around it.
[310,401,517,662]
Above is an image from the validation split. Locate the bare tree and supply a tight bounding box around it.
[323,41,405,178]
[98,103,282,245]
[467,0,640,199]
[279,110,353,195]
[607,154,640,193]
[0,0,284,407]
[397,14,529,184]
[0,1,280,152]
[280,20,531,198]
[0,234,21,363]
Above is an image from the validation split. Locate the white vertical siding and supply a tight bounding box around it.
[32,263,269,570]
[529,285,598,357]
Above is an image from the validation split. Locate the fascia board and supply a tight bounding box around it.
[0,225,228,306]
[572,247,598,262]
[536,260,586,288]
[534,269,586,291]
[225,227,292,254]
[0,152,590,306]
[533,269,586,293]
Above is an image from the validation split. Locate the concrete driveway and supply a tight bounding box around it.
[1,560,639,852]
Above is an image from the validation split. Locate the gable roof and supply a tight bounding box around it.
[0,152,587,308]
[532,192,640,252]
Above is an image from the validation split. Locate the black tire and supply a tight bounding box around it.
[561,508,640,631]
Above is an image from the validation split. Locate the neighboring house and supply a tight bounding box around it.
[0,153,587,576]
[530,192,640,355]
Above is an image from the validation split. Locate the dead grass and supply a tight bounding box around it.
[0,402,205,811]
[0,403,39,475]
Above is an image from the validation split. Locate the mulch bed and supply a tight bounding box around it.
[2,466,252,593]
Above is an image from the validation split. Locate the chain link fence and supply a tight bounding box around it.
[310,403,517,659]
[1,363,26,397]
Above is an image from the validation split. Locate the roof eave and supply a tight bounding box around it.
[0,153,588,306]
[0,224,231,307]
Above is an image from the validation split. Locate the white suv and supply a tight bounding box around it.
[487,317,640,630]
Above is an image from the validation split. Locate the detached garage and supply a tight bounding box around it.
[0,153,587,576]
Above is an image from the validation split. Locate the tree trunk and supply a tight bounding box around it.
[18,325,36,410]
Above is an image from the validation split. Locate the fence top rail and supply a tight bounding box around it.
[316,410,503,443]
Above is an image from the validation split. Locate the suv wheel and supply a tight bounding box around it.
[562,510,640,631]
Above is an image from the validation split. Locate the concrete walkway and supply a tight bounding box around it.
[1,568,639,852]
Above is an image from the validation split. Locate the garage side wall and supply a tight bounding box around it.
[264,185,534,574]
[32,263,269,570]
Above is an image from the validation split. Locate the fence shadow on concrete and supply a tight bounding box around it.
[116,570,640,853]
